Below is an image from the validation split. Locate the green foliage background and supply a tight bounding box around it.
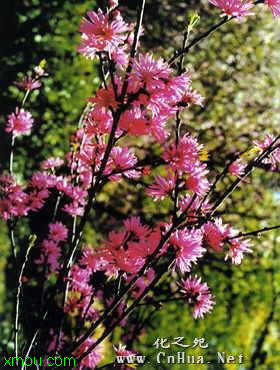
[0,0,279,369]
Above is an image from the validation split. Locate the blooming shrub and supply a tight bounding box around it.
[1,0,280,368]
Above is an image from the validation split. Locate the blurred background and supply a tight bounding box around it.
[0,1,279,369]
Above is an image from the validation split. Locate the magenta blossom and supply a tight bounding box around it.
[146,172,176,200]
[181,87,204,107]
[41,157,64,170]
[48,222,68,242]
[15,76,41,91]
[226,238,252,264]
[228,159,246,176]
[179,276,215,319]
[265,0,280,16]
[74,337,103,369]
[0,175,29,220]
[131,53,172,92]
[208,0,254,19]
[203,218,231,252]
[5,108,34,137]
[78,9,129,59]
[254,134,280,170]
[170,229,205,273]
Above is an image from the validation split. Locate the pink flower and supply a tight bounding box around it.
[170,229,205,273]
[78,9,129,59]
[208,0,254,19]
[179,276,215,319]
[111,45,129,67]
[85,107,113,136]
[119,108,148,136]
[146,172,176,200]
[228,159,246,176]
[80,246,104,270]
[0,175,29,220]
[114,343,136,357]
[69,264,92,295]
[41,157,64,170]
[179,195,211,217]
[109,0,119,8]
[185,165,210,197]
[5,108,34,137]
[63,202,85,217]
[30,172,55,189]
[123,217,151,239]
[226,238,252,264]
[203,219,230,252]
[265,0,280,16]
[89,85,119,110]
[41,240,61,272]
[149,115,170,142]
[107,147,140,180]
[15,76,41,91]
[28,189,50,211]
[100,230,146,275]
[34,65,47,77]
[162,134,203,173]
[131,53,172,92]
[181,88,204,107]
[254,134,280,170]
[48,222,68,242]
[166,74,192,103]
[74,337,103,369]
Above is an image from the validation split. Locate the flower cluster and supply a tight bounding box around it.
[179,276,215,319]
[203,218,252,264]
[77,217,161,277]
[0,175,29,220]
[36,222,68,273]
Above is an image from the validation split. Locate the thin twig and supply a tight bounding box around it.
[209,137,280,216]
[168,0,264,65]
[228,224,280,240]
[14,235,36,357]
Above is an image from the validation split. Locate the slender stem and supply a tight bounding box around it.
[9,135,15,174]
[197,153,243,212]
[8,220,17,261]
[137,296,185,306]
[14,236,36,357]
[10,87,33,356]
[22,89,30,107]
[120,0,146,100]
[169,16,232,65]
[228,224,280,240]
[21,312,48,369]
[173,28,189,221]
